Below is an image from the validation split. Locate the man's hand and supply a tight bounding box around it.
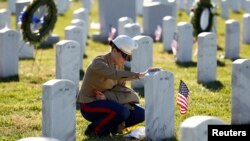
[139,67,161,79]
[94,90,106,100]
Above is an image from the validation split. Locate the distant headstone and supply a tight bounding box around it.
[229,0,240,13]
[56,40,80,93]
[0,28,19,78]
[176,22,193,63]
[177,0,186,10]
[8,0,16,14]
[242,13,250,44]
[16,0,31,30]
[92,0,136,43]
[197,32,217,83]
[42,79,76,141]
[82,0,92,14]
[186,0,194,13]
[244,0,250,13]
[64,25,84,78]
[71,19,88,54]
[18,137,61,141]
[143,1,176,39]
[220,0,229,20]
[55,0,69,15]
[231,59,250,125]
[0,9,11,29]
[136,0,144,16]
[180,116,225,141]
[131,35,153,89]
[124,23,141,38]
[144,70,175,141]
[73,8,89,37]
[163,16,176,52]
[118,17,133,35]
[225,19,240,59]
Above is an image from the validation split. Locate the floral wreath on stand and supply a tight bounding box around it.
[190,0,214,38]
[19,0,57,45]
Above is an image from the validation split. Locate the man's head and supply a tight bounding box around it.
[110,35,138,65]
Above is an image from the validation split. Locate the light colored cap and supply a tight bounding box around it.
[112,35,138,55]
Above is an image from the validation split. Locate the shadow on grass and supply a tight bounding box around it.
[176,61,197,68]
[0,75,19,82]
[217,45,223,51]
[199,80,224,91]
[217,60,226,67]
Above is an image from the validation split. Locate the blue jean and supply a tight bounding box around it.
[80,100,145,136]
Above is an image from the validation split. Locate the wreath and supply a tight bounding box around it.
[20,0,57,45]
[191,0,214,37]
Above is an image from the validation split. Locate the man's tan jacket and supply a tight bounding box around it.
[77,53,140,104]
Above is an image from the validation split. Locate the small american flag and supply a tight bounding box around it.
[108,25,116,42]
[171,32,178,56]
[154,25,162,42]
[177,80,190,114]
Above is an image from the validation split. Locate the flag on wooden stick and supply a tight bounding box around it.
[177,80,190,114]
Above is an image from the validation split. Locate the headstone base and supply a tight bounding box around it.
[40,34,60,48]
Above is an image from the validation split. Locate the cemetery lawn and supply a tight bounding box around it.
[1,1,250,141]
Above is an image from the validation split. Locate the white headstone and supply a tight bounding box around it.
[82,0,92,14]
[0,9,11,29]
[118,17,133,35]
[42,79,76,141]
[124,23,141,38]
[176,22,193,63]
[186,0,195,13]
[18,137,61,141]
[15,0,35,59]
[64,25,84,74]
[177,0,186,10]
[180,116,225,141]
[229,0,240,13]
[93,0,136,42]
[56,40,80,92]
[16,0,31,30]
[163,16,176,52]
[220,0,229,20]
[242,13,250,44]
[143,1,176,38]
[197,32,217,83]
[55,0,69,15]
[244,0,250,13]
[0,28,19,78]
[136,0,144,16]
[131,35,153,89]
[144,70,175,141]
[231,59,250,125]
[8,0,16,14]
[71,19,88,56]
[73,8,89,30]
[225,19,240,59]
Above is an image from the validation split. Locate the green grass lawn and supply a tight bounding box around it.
[0,0,250,141]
